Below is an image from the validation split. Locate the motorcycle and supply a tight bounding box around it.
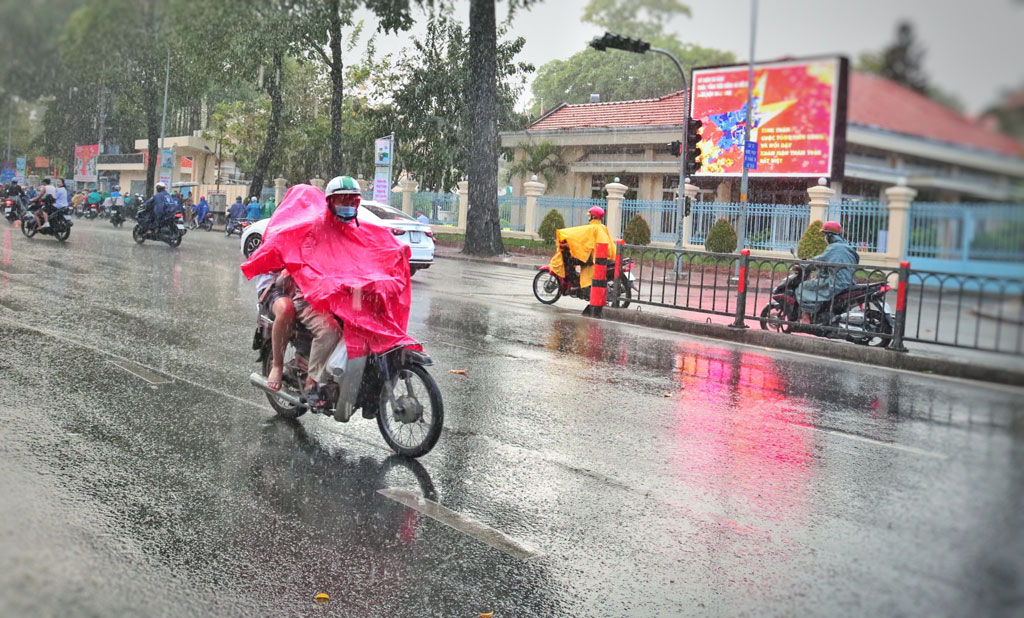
[84,202,100,219]
[225,217,250,238]
[3,196,22,223]
[109,203,125,227]
[248,309,444,458]
[21,202,72,242]
[132,210,185,247]
[190,211,214,231]
[758,263,895,347]
[533,256,637,309]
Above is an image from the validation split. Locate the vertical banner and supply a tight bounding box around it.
[73,145,99,183]
[373,135,394,203]
[159,149,174,168]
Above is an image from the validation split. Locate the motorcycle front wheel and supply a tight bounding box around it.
[21,217,36,238]
[854,308,893,348]
[533,270,562,305]
[759,303,794,333]
[132,224,145,244]
[377,363,443,458]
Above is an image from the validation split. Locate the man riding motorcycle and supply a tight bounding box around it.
[795,221,859,323]
[31,178,59,229]
[140,182,174,232]
[548,206,616,290]
[241,175,414,420]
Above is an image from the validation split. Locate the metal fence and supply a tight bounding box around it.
[908,202,1024,277]
[830,201,889,253]
[411,192,458,225]
[498,195,527,231]
[690,202,810,252]
[614,244,1023,355]
[620,200,679,243]
[536,196,606,229]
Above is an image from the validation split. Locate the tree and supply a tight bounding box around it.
[529,0,733,112]
[857,21,963,112]
[504,141,567,191]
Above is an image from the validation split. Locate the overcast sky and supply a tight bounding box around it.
[359,0,1024,115]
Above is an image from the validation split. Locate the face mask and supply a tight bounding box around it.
[337,206,357,220]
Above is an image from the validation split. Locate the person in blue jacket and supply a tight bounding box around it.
[245,196,262,221]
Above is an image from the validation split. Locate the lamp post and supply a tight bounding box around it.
[737,0,759,254]
[589,32,690,250]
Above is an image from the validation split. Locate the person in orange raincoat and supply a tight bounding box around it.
[548,206,616,289]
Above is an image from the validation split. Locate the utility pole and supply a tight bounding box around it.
[97,87,106,155]
[737,0,758,252]
[5,97,12,164]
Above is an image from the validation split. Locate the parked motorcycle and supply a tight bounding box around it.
[758,263,895,347]
[21,203,72,242]
[533,256,637,309]
[248,310,444,458]
[225,217,250,238]
[132,211,185,247]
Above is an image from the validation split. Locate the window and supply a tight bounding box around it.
[591,174,639,199]
[362,203,416,222]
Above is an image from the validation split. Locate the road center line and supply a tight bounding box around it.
[108,359,173,384]
[789,422,947,459]
[377,487,544,560]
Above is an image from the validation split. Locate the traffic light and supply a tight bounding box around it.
[684,118,703,177]
[589,32,651,54]
[666,141,682,157]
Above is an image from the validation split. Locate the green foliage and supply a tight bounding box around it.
[623,214,651,246]
[704,218,737,254]
[538,209,566,244]
[504,141,568,190]
[797,220,828,260]
[530,0,732,112]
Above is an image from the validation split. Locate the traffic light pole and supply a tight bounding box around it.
[648,46,689,251]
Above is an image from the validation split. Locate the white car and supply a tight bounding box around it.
[240,200,436,274]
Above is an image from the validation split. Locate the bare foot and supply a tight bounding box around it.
[267,364,283,391]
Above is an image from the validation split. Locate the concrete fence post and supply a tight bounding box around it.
[273,177,286,206]
[683,182,699,247]
[806,178,835,224]
[884,181,917,263]
[310,177,325,191]
[523,176,546,236]
[604,179,628,238]
[400,178,418,216]
[457,180,469,232]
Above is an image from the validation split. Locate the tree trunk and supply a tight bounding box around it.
[328,0,344,173]
[249,52,284,201]
[463,0,503,256]
[145,87,159,195]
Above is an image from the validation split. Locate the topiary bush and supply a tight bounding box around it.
[705,218,738,253]
[797,220,828,259]
[623,214,651,246]
[538,208,566,244]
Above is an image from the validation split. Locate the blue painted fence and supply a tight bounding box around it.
[908,203,1024,278]
[535,196,606,229]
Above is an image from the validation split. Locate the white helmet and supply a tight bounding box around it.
[325,175,360,196]
[155,181,167,190]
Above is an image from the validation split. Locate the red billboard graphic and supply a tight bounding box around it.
[690,57,847,178]
[180,156,193,170]
[73,144,99,183]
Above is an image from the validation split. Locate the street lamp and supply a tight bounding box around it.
[589,31,690,251]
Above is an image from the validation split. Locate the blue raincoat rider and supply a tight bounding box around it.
[796,221,858,320]
[193,196,210,224]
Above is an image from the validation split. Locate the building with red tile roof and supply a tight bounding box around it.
[501,71,1024,204]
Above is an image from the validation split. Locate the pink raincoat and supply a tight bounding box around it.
[240,184,414,357]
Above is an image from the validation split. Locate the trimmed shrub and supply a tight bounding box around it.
[623,214,652,246]
[705,218,738,253]
[797,219,828,259]
[538,208,566,244]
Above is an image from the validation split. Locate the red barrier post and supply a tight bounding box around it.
[891,260,910,352]
[730,249,751,328]
[612,239,625,308]
[584,242,609,317]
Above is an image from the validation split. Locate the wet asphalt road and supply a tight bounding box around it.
[1,219,1022,618]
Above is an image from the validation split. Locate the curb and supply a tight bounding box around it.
[435,252,543,272]
[600,308,1024,387]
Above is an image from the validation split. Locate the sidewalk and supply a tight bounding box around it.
[433,244,548,271]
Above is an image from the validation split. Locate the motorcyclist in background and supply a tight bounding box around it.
[228,196,245,227]
[552,205,616,289]
[140,182,173,232]
[31,178,59,229]
[246,196,262,221]
[795,221,859,323]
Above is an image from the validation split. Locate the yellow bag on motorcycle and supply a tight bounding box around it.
[548,221,616,289]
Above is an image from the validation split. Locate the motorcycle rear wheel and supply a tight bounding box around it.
[166,229,182,248]
[377,363,443,458]
[533,270,562,305]
[261,351,306,419]
[53,221,70,242]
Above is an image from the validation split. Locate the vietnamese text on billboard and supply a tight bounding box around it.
[690,58,844,178]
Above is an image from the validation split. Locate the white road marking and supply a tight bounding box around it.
[108,359,172,384]
[377,487,544,560]
[790,422,947,459]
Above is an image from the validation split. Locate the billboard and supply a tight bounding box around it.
[34,156,50,169]
[690,57,848,179]
[73,145,99,183]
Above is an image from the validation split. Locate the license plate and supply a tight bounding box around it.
[409,231,422,243]
[176,224,185,230]
[3,208,10,214]
[64,215,73,221]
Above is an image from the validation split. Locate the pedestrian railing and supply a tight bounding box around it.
[614,244,1023,355]
[690,202,810,253]
[412,191,458,226]
[832,201,889,253]
[498,195,527,232]
[620,200,680,243]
